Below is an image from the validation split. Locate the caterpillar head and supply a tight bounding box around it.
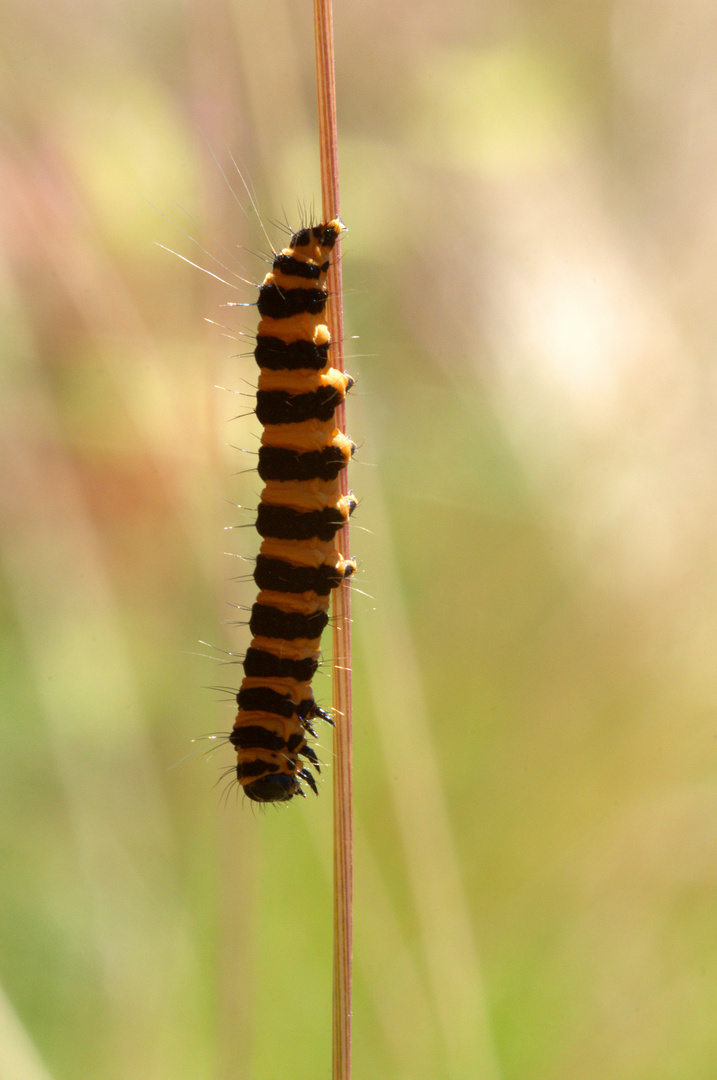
[241,765,318,803]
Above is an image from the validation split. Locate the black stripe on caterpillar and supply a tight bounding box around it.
[257,437,355,482]
[232,219,356,803]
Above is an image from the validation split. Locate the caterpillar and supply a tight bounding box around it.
[230,219,356,803]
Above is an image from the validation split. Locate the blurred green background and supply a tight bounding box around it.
[3,0,717,1077]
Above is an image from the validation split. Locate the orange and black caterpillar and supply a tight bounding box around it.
[230,220,356,803]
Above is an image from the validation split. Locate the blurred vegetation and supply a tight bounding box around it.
[3,0,717,1077]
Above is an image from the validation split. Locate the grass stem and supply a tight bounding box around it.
[313,4,353,1078]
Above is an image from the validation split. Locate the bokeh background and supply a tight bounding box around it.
[3,0,717,1077]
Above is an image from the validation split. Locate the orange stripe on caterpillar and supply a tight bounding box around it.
[232,219,356,803]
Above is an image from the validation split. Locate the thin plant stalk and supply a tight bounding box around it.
[313,3,353,1079]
